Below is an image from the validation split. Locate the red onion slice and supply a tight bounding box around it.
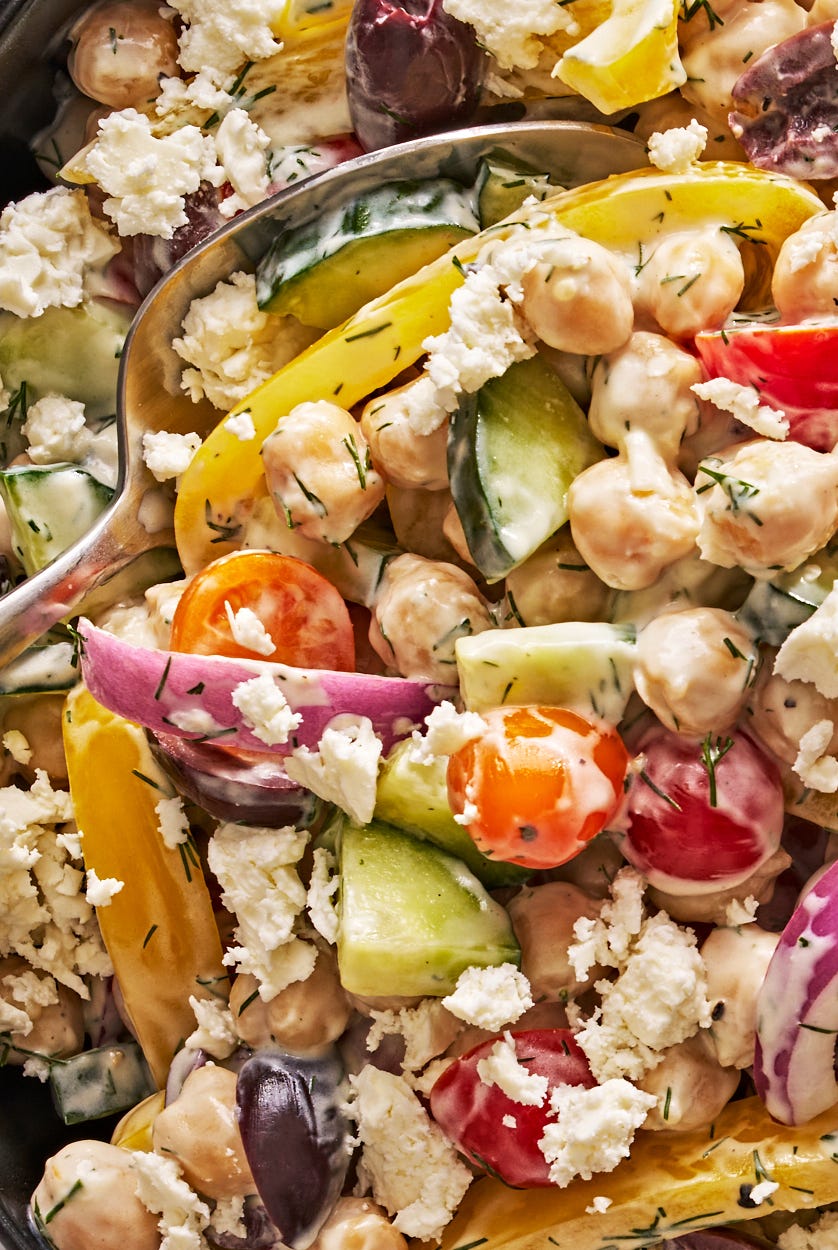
[754,858,838,1124]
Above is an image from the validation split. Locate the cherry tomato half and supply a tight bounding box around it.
[446,706,629,870]
[169,551,355,670]
[429,1029,595,1187]
[695,324,838,451]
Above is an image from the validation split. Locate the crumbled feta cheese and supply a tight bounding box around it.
[215,108,270,219]
[410,700,486,764]
[723,895,759,927]
[366,999,463,1073]
[477,1031,549,1105]
[142,430,203,482]
[441,963,534,1031]
[231,673,301,745]
[793,719,838,793]
[173,271,316,411]
[0,996,31,1037]
[775,587,838,698]
[441,0,578,70]
[284,715,383,826]
[779,1209,838,1250]
[3,730,32,767]
[155,69,233,118]
[569,866,645,980]
[0,187,118,319]
[207,821,316,1001]
[85,869,124,908]
[210,1196,246,1240]
[647,121,708,174]
[167,707,223,736]
[349,1066,473,1240]
[586,1197,614,1215]
[130,1151,211,1250]
[155,795,190,850]
[306,846,339,944]
[184,993,237,1059]
[224,410,257,440]
[224,602,276,656]
[692,377,789,441]
[538,1079,657,1187]
[83,109,223,239]
[749,1180,780,1205]
[170,0,283,77]
[22,394,92,465]
[502,1113,518,1129]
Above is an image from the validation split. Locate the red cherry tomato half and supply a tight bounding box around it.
[429,1028,595,1187]
[446,706,629,870]
[694,324,838,451]
[623,724,784,895]
[169,550,355,670]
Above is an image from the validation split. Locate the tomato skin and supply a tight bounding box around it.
[694,324,838,451]
[429,1029,595,1187]
[169,550,355,670]
[446,706,629,870]
[623,724,785,895]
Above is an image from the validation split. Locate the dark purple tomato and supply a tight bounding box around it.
[345,0,486,151]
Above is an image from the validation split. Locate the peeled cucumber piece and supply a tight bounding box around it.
[256,178,478,328]
[337,820,520,997]
[0,463,114,575]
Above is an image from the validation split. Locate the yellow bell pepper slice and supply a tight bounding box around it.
[437,1096,838,1250]
[111,1090,166,1152]
[174,163,822,575]
[271,0,352,41]
[63,685,226,1088]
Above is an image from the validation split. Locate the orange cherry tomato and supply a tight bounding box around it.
[169,551,355,670]
[446,705,629,870]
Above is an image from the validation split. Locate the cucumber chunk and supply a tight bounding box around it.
[456,621,637,723]
[0,463,114,575]
[256,178,478,329]
[474,149,557,228]
[0,635,77,694]
[337,820,520,997]
[448,354,604,582]
[375,739,530,889]
[49,1042,155,1125]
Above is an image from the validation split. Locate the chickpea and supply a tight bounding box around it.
[635,607,758,735]
[549,832,627,899]
[771,212,838,322]
[441,502,475,567]
[507,883,603,1000]
[32,1140,160,1250]
[502,530,610,627]
[696,440,838,577]
[359,382,449,490]
[69,0,180,110]
[386,486,463,564]
[2,693,69,782]
[701,924,780,1068]
[368,553,492,681]
[568,454,699,591]
[151,1064,255,1200]
[230,947,352,1052]
[636,1034,739,1131]
[647,845,792,924]
[633,228,744,339]
[588,332,702,462]
[311,1197,407,1250]
[262,400,385,544]
[0,958,85,1063]
[748,665,838,766]
[520,237,634,356]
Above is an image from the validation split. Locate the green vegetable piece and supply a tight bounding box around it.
[49,1042,155,1125]
[337,819,520,997]
[0,463,114,576]
[474,149,558,228]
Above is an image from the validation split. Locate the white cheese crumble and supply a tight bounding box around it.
[83,109,223,239]
[284,715,383,826]
[779,1209,838,1250]
[231,673,301,745]
[692,377,789,441]
[142,430,203,482]
[410,700,486,764]
[349,1066,473,1241]
[130,1150,211,1250]
[167,707,223,736]
[793,719,838,793]
[84,869,124,908]
[775,588,838,699]
[0,187,118,319]
[723,895,760,927]
[155,795,190,850]
[215,108,270,219]
[306,846,339,944]
[647,121,708,174]
[170,0,284,77]
[749,1180,780,1206]
[207,821,315,1001]
[184,993,237,1059]
[224,602,277,656]
[586,1197,614,1215]
[224,410,257,441]
[21,394,92,465]
[3,730,32,767]
[539,1079,657,1187]
[441,0,579,70]
[477,1031,549,1105]
[366,999,463,1073]
[441,963,534,1031]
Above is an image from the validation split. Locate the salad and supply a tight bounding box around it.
[5,1,838,1249]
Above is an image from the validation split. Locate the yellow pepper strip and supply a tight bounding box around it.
[436,1095,838,1250]
[174,163,822,576]
[111,1090,166,1152]
[271,0,352,42]
[63,685,227,1088]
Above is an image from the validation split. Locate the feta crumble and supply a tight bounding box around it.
[647,121,708,174]
[155,795,190,850]
[142,430,203,482]
[441,0,579,70]
[215,108,270,219]
[441,963,534,1031]
[3,730,32,767]
[167,707,223,736]
[692,377,789,441]
[284,715,383,826]
[231,673,302,745]
[306,846,339,945]
[21,394,92,465]
[793,719,838,793]
[184,993,237,1059]
[130,1151,211,1250]
[84,869,124,908]
[586,1197,614,1215]
[224,602,277,656]
[366,999,463,1073]
[723,895,760,927]
[410,700,486,764]
[779,1209,838,1250]
[170,0,284,77]
[749,1180,780,1206]
[775,586,838,698]
[224,410,257,441]
[476,1031,549,1105]
[539,1079,656,1187]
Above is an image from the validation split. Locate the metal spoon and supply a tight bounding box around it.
[0,119,645,670]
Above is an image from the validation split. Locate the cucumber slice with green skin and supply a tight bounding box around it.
[49,1042,155,1125]
[337,819,520,997]
[0,463,114,576]
[448,354,604,582]
[256,178,478,329]
[374,739,530,889]
[0,636,77,694]
[456,621,637,723]
[475,149,557,228]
